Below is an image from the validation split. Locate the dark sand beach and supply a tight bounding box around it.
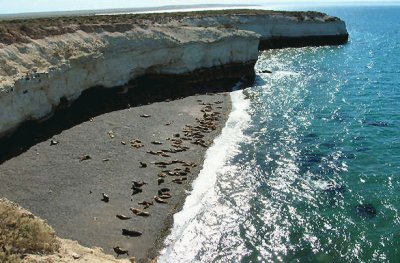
[0,90,231,261]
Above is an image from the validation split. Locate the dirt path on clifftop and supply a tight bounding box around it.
[0,93,231,262]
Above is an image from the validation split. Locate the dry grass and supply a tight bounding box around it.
[0,199,59,263]
[0,9,336,45]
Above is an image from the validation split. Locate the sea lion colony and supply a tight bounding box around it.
[48,98,225,258]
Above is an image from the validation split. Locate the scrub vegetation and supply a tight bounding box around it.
[0,199,59,262]
[0,9,338,45]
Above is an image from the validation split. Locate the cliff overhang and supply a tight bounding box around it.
[0,9,349,138]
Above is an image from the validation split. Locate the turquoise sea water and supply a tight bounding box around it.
[160,6,400,262]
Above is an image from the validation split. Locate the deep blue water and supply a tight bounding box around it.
[161,6,400,262]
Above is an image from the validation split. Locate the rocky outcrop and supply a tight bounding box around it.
[175,10,349,49]
[0,10,349,137]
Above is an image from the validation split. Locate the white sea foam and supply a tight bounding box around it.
[158,83,252,262]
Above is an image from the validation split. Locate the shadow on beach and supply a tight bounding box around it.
[0,72,255,164]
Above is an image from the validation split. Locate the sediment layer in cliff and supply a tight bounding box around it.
[0,9,349,137]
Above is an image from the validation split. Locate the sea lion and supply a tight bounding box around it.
[139,162,147,168]
[113,246,129,257]
[158,193,172,199]
[158,188,170,195]
[122,228,142,237]
[356,204,377,218]
[130,207,150,217]
[172,178,187,184]
[107,131,115,139]
[362,120,389,127]
[152,161,170,166]
[131,143,144,148]
[50,139,59,146]
[116,214,131,220]
[132,181,147,188]
[140,114,151,118]
[151,141,163,145]
[101,193,109,203]
[138,201,154,209]
[154,196,168,204]
[79,155,91,162]
[158,178,165,185]
[183,161,197,167]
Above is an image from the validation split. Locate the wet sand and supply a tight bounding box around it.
[0,92,231,262]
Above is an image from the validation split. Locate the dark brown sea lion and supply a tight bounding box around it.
[50,139,59,146]
[122,228,142,237]
[132,181,147,188]
[101,193,109,203]
[113,246,129,257]
[79,155,91,162]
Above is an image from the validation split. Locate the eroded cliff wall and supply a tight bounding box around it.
[175,11,348,48]
[0,10,349,137]
[0,26,259,137]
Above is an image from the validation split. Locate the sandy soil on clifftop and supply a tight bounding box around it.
[0,9,338,45]
[0,92,231,262]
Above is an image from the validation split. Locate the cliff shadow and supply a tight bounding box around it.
[0,62,255,164]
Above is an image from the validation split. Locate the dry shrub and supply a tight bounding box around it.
[0,199,59,262]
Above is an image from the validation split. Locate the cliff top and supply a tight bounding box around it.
[0,9,340,45]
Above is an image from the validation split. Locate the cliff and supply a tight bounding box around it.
[0,10,349,137]
[173,10,348,48]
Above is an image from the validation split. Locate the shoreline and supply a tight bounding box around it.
[149,93,233,260]
[0,83,235,262]
[0,8,349,262]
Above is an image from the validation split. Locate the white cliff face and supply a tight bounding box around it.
[177,14,348,39]
[0,26,259,136]
[0,11,349,137]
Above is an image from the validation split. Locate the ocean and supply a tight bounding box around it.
[159,6,400,262]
